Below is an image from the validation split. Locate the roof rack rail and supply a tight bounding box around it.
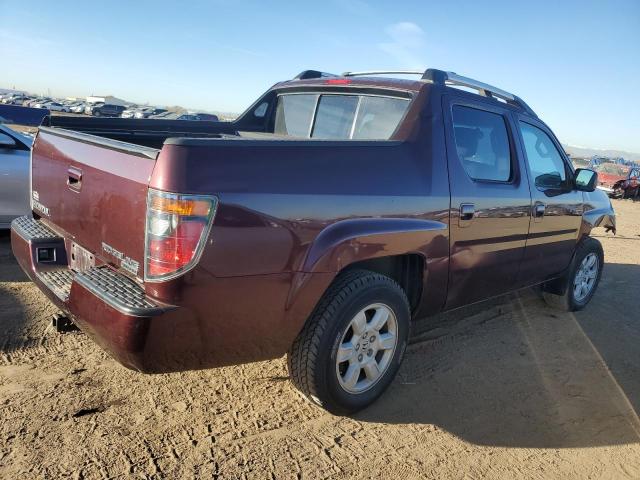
[293,70,338,80]
[343,70,424,77]
[425,68,537,117]
[341,68,536,117]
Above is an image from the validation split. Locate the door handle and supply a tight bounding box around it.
[459,203,475,227]
[67,166,82,191]
[533,202,545,222]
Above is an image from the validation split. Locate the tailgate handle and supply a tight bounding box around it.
[67,167,82,191]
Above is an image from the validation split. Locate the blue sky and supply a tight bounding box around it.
[1,0,639,151]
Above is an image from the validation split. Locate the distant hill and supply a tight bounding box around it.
[562,144,640,162]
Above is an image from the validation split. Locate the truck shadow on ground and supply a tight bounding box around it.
[358,262,640,449]
[0,230,27,282]
[0,230,42,354]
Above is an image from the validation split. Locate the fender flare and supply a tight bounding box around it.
[284,217,448,325]
[580,204,616,237]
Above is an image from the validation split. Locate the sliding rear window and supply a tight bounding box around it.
[274,93,410,140]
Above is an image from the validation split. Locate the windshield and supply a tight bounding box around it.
[274,93,410,140]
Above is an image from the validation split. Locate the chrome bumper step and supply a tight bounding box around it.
[11,216,164,316]
[36,269,74,302]
[11,215,58,241]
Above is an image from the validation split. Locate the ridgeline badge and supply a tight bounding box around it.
[102,242,140,276]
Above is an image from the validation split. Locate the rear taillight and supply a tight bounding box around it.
[144,188,218,281]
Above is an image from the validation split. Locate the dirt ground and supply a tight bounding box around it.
[1,199,639,479]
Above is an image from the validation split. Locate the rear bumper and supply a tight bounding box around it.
[11,216,334,373]
[11,216,174,372]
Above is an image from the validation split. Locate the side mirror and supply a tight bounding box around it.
[0,132,17,148]
[574,168,598,192]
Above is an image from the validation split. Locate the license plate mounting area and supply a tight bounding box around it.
[70,243,95,273]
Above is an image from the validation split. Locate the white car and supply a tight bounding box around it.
[120,107,141,119]
[32,100,53,109]
[0,125,32,228]
[70,103,87,113]
[44,102,71,113]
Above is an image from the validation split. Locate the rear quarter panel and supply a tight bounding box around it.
[149,92,451,327]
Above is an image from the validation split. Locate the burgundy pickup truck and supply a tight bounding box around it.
[12,68,615,413]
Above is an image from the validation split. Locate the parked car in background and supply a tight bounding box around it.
[594,163,632,197]
[134,107,167,119]
[12,68,615,414]
[32,99,54,108]
[190,112,219,121]
[44,102,71,113]
[26,98,45,107]
[2,95,29,105]
[65,101,83,111]
[149,111,218,121]
[0,125,32,228]
[70,102,87,114]
[85,103,127,117]
[597,164,640,198]
[148,111,174,119]
[120,107,141,119]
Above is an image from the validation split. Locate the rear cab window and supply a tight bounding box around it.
[273,92,410,140]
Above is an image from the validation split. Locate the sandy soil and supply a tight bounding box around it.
[1,199,639,479]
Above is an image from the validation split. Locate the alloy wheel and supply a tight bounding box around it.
[573,252,599,302]
[335,303,398,394]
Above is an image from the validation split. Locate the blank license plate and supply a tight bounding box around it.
[70,243,95,272]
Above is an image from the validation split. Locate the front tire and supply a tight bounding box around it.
[543,237,604,311]
[287,270,410,414]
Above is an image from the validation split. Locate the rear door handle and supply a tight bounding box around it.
[459,203,475,227]
[67,166,82,191]
[533,202,545,222]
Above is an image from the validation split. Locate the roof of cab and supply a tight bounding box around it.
[275,76,425,93]
[275,69,537,117]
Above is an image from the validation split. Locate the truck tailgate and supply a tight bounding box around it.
[31,127,159,279]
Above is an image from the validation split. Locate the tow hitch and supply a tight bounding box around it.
[52,312,79,333]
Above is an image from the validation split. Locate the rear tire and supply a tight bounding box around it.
[287,270,410,415]
[543,237,604,311]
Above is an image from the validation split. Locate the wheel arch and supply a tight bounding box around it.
[544,235,604,295]
[580,190,616,238]
[284,217,449,334]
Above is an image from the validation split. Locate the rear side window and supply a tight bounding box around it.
[274,93,409,140]
[519,122,567,188]
[452,105,512,182]
[353,96,410,139]
[274,94,317,137]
